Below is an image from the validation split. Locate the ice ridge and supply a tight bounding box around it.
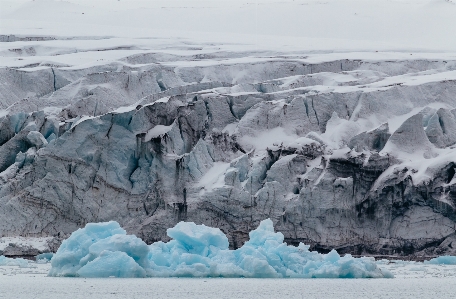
[48,219,393,278]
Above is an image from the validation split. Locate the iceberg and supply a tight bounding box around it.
[76,251,147,278]
[36,252,54,263]
[48,221,146,277]
[48,219,393,278]
[0,256,31,268]
[426,256,456,265]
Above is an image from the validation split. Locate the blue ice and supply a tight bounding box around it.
[48,219,393,278]
[426,255,456,265]
[0,256,31,268]
[36,253,54,263]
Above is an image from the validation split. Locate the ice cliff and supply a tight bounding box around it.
[2,35,456,259]
[48,219,392,278]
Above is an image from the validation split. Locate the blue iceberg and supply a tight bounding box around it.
[36,252,54,263]
[426,255,456,265]
[0,256,31,268]
[48,219,393,278]
[48,221,149,277]
[77,251,147,278]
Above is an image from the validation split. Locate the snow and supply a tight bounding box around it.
[373,141,456,190]
[222,123,238,136]
[155,97,170,104]
[195,162,231,192]
[321,112,362,149]
[1,1,456,83]
[286,137,320,149]
[2,0,456,53]
[387,104,451,133]
[48,219,392,278]
[144,125,173,142]
[0,237,53,252]
[111,105,137,114]
[239,127,300,152]
[70,116,95,129]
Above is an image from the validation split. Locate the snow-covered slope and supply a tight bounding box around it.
[2,0,456,52]
[1,0,456,257]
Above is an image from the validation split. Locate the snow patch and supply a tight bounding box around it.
[0,237,53,252]
[196,162,231,192]
[145,125,173,142]
[240,127,300,152]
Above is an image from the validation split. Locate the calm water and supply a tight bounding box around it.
[2,276,456,299]
[2,263,456,299]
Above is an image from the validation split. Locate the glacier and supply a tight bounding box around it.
[2,0,456,261]
[48,219,392,278]
[3,56,456,259]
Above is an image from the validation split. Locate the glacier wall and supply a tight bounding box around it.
[2,41,456,258]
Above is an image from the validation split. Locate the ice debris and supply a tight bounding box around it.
[48,219,393,278]
[426,256,456,265]
[36,252,54,263]
[0,256,31,268]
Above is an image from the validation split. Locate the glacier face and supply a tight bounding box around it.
[2,34,456,258]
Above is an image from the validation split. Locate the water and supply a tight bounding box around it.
[1,263,456,299]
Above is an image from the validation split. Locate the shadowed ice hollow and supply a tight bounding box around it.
[48,219,393,278]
